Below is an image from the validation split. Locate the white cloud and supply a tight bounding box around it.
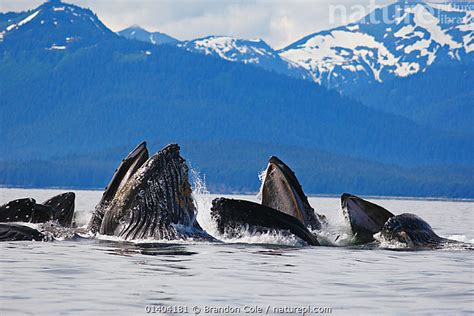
[1,0,397,49]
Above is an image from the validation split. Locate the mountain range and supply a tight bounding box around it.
[0,0,472,197]
[121,1,473,136]
[118,25,177,46]
[122,2,473,87]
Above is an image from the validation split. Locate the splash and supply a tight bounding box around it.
[373,232,409,249]
[255,165,268,202]
[313,204,358,247]
[95,233,213,245]
[190,168,219,237]
[73,208,93,228]
[219,228,306,247]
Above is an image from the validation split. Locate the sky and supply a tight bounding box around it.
[1,0,449,49]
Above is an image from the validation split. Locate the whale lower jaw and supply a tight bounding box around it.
[210,198,319,246]
[341,193,394,243]
[88,142,149,234]
[261,156,325,230]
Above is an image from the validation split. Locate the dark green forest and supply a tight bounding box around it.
[1,1,473,198]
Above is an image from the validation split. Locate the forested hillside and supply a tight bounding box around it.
[0,1,473,197]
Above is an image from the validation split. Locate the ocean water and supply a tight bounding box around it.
[0,188,473,315]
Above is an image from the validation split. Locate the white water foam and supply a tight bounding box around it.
[373,232,409,249]
[219,229,305,247]
[94,233,214,245]
[446,235,474,244]
[190,168,308,246]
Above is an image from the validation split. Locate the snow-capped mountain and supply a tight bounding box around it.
[0,0,115,50]
[118,25,177,45]
[178,35,309,79]
[279,1,473,89]
[152,1,472,90]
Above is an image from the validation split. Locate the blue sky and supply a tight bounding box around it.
[2,0,444,48]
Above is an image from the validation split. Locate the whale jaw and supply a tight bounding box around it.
[341,193,394,242]
[261,156,324,230]
[210,198,319,246]
[88,141,149,233]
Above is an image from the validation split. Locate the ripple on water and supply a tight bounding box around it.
[0,190,473,314]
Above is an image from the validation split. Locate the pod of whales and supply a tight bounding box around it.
[0,141,467,249]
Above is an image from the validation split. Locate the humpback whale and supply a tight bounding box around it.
[211,156,325,245]
[0,193,75,227]
[0,192,76,241]
[261,156,326,230]
[211,198,319,245]
[341,194,459,248]
[0,198,52,223]
[0,223,46,241]
[341,193,394,243]
[88,143,211,241]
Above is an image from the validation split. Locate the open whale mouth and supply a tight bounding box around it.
[90,143,205,241]
[88,141,149,233]
[261,156,323,230]
[341,194,394,243]
[99,141,149,206]
[261,156,308,223]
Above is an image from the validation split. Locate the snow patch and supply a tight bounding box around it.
[18,10,41,27]
[281,30,398,82]
[6,10,40,31]
[189,36,273,64]
[404,39,432,55]
[410,4,462,50]
[49,45,66,50]
[393,62,420,77]
[347,24,359,31]
[395,25,416,39]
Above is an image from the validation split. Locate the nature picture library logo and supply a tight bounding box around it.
[328,0,474,26]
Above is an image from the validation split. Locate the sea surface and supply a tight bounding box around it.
[0,188,473,315]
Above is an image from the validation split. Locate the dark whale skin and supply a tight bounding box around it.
[0,223,46,241]
[211,198,319,246]
[96,144,208,241]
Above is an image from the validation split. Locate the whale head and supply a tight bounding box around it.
[341,193,394,242]
[97,144,201,240]
[380,213,445,247]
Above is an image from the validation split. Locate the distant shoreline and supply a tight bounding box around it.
[1,186,473,203]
